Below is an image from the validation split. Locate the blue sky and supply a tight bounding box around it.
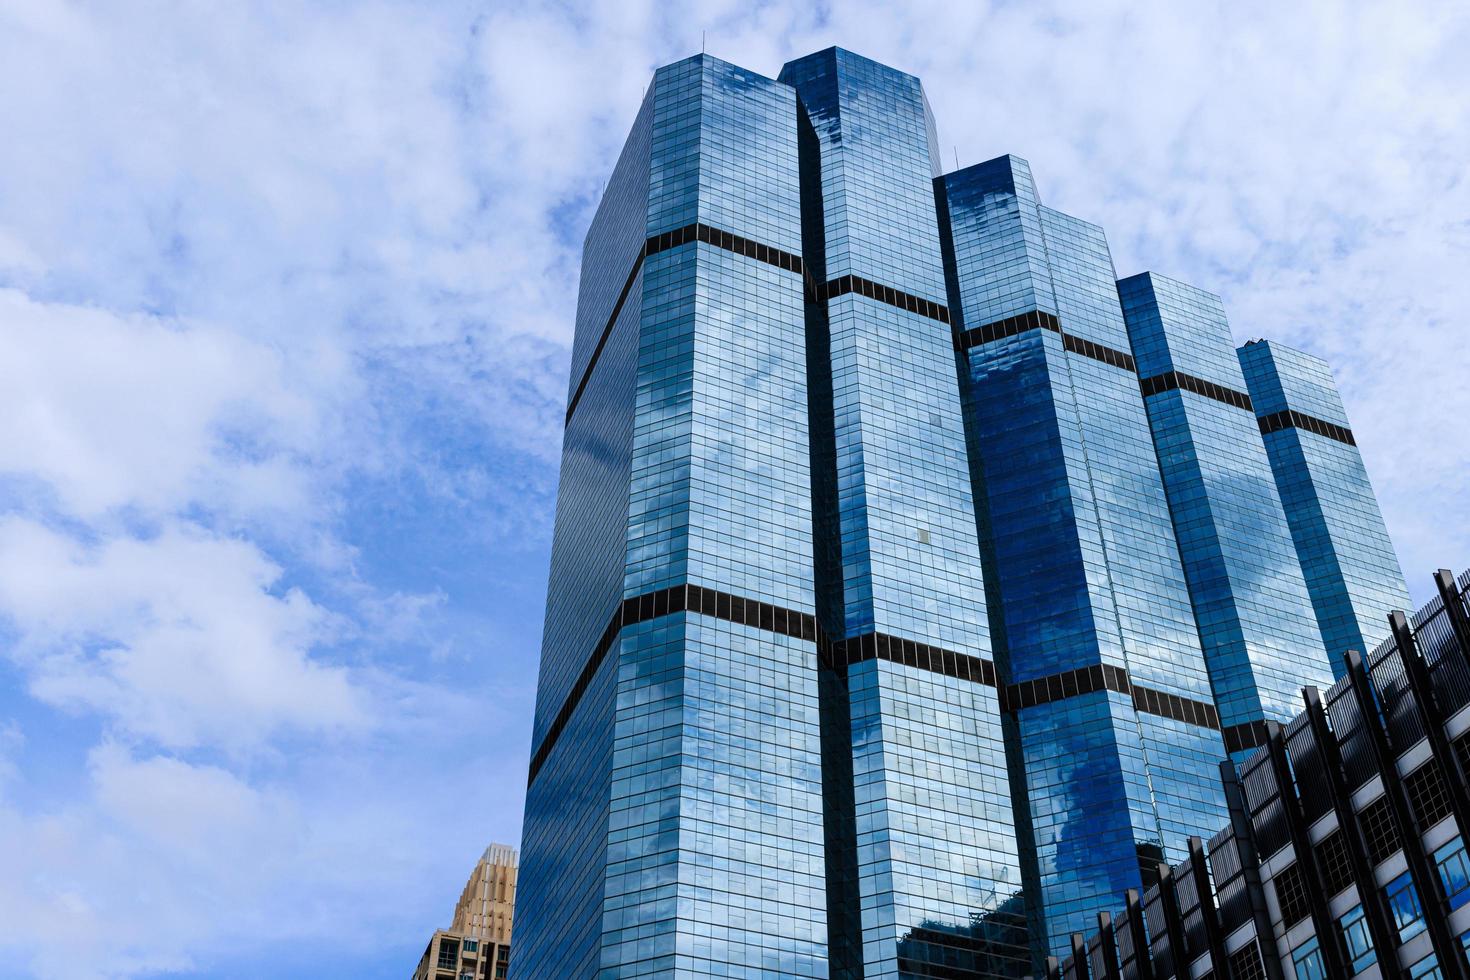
[0,1,1466,977]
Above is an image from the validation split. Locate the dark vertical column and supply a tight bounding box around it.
[1122,890,1153,980]
[1344,650,1468,978]
[1187,838,1227,973]
[1431,571,1470,807]
[1218,761,1288,980]
[1391,608,1470,835]
[781,47,1027,979]
[1093,913,1122,979]
[1069,934,1087,978]
[1302,686,1402,967]
[1156,865,1189,979]
[935,169,1054,971]
[1436,569,1470,650]
[794,95,864,980]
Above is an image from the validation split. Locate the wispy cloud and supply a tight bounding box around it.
[0,291,323,522]
[0,517,363,751]
[0,1,1465,977]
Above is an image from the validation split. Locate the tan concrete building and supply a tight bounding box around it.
[411,844,517,980]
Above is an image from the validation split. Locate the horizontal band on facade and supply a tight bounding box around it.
[530,581,1224,786]
[1003,662,1220,729]
[1005,662,1131,713]
[1131,683,1222,730]
[953,309,1138,373]
[1062,333,1138,373]
[527,582,820,786]
[526,602,624,787]
[1222,718,1272,754]
[1139,369,1254,412]
[954,309,1061,349]
[810,272,951,324]
[824,633,1217,731]
[565,222,807,426]
[1257,408,1356,446]
[821,628,998,686]
[645,221,807,273]
[565,222,960,427]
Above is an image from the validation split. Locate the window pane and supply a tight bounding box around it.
[1338,904,1377,973]
[1386,871,1426,942]
[1292,937,1327,980]
[1409,954,1443,980]
[1435,839,1470,910]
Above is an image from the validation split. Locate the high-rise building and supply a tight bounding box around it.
[778,49,1030,978]
[936,154,1229,959]
[1055,569,1470,980]
[517,55,830,980]
[515,47,1407,977]
[1237,339,1412,663]
[412,845,517,980]
[451,844,517,948]
[1117,274,1337,756]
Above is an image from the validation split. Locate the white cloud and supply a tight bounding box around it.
[0,518,364,752]
[0,290,323,521]
[89,743,288,868]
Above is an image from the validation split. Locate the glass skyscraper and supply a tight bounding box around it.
[1116,273,1340,755]
[515,48,1408,978]
[776,49,1029,979]
[936,154,1229,962]
[1237,339,1411,663]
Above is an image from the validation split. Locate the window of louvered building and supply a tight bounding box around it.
[1317,830,1356,896]
[1273,862,1312,928]
[1405,762,1454,831]
[1228,941,1267,980]
[1360,795,1401,865]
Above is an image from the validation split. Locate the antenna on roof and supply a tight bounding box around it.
[702,30,706,54]
[954,146,959,171]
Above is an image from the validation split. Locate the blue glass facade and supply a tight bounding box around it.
[516,82,653,980]
[1118,274,1336,743]
[517,48,1410,979]
[1237,339,1411,662]
[937,156,1227,964]
[517,56,829,980]
[778,50,1028,979]
[611,56,826,980]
